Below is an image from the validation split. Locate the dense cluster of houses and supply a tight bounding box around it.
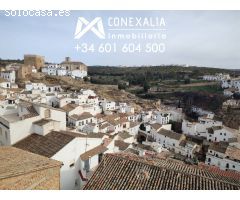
[202,73,240,97]
[0,68,240,189]
[203,73,230,81]
[41,57,87,79]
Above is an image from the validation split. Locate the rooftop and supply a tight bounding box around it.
[13,131,75,158]
[150,123,162,130]
[80,145,108,161]
[84,153,240,190]
[0,113,21,123]
[225,146,240,161]
[70,112,93,121]
[33,119,54,126]
[157,129,183,140]
[129,121,140,128]
[118,131,132,140]
[61,130,105,139]
[208,142,228,154]
[61,103,78,112]
[0,147,61,180]
[114,140,130,151]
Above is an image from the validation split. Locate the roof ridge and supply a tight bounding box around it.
[105,153,240,186]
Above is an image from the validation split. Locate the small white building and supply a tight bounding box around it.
[68,112,96,130]
[203,73,230,82]
[182,117,222,138]
[25,82,47,92]
[207,126,239,143]
[223,88,239,97]
[205,143,240,172]
[0,70,16,83]
[101,101,116,112]
[118,103,134,114]
[0,79,11,89]
[13,131,103,189]
[128,122,140,136]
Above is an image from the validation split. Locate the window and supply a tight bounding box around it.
[233,165,235,168]
[75,179,79,187]
[84,159,90,172]
[224,133,226,136]
[5,131,8,140]
[220,133,222,135]
[208,158,211,162]
[44,109,51,118]
[226,163,229,169]
[69,163,75,168]
[98,153,103,163]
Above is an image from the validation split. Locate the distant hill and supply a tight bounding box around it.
[88,65,239,85]
[0,58,23,68]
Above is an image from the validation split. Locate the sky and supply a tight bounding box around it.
[0,10,240,68]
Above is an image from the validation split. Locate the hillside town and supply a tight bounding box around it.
[0,55,240,190]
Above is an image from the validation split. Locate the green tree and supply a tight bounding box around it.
[143,81,150,92]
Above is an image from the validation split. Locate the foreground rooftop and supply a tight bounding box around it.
[0,147,61,180]
[84,153,240,190]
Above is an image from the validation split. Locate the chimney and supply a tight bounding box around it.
[65,57,70,62]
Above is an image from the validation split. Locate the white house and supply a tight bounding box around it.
[205,143,240,172]
[168,108,184,122]
[25,82,47,92]
[222,78,240,90]
[82,123,99,134]
[42,58,88,79]
[68,112,96,130]
[69,69,87,79]
[223,88,239,97]
[207,126,239,143]
[101,100,116,112]
[118,103,134,114]
[0,79,11,89]
[182,117,222,138]
[128,121,140,136]
[13,130,103,189]
[80,89,96,96]
[153,128,186,153]
[191,106,214,117]
[0,101,66,146]
[203,73,230,81]
[0,70,16,83]
[155,112,171,124]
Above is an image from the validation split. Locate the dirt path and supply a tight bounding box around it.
[179,81,218,87]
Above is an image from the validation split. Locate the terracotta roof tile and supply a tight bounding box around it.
[80,145,108,161]
[84,153,240,190]
[0,147,61,180]
[13,131,75,158]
